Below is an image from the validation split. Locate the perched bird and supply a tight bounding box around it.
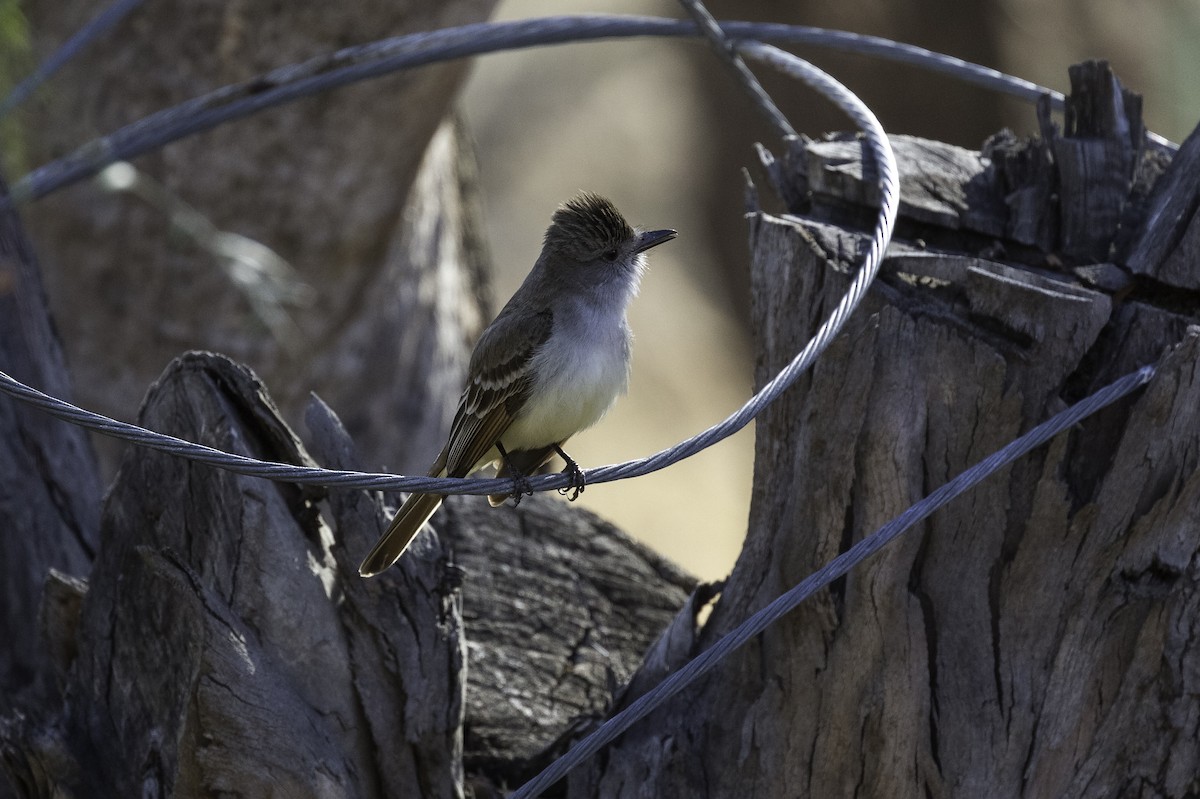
[359,193,676,576]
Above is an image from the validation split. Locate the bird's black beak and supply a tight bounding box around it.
[635,229,677,253]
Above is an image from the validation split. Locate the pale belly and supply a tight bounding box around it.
[500,323,630,451]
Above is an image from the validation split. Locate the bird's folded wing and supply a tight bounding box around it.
[445,309,553,475]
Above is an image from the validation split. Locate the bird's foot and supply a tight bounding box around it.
[555,445,586,501]
[497,441,536,506]
[509,471,536,506]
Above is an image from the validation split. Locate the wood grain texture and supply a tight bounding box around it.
[1125,122,1200,289]
[1053,61,1144,263]
[0,177,100,716]
[440,494,694,791]
[45,353,467,797]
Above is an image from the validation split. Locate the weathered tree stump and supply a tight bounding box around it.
[572,60,1200,798]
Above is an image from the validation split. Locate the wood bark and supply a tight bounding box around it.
[572,60,1200,797]
[0,178,101,716]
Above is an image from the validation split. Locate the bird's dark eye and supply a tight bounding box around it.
[603,248,619,261]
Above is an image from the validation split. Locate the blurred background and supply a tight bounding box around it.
[6,0,1198,581]
[461,0,1198,579]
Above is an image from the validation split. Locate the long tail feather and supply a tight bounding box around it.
[358,493,445,577]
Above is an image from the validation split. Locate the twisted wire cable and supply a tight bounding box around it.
[0,371,518,495]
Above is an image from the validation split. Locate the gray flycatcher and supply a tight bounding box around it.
[359,193,676,576]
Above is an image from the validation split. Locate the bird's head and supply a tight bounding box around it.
[542,193,676,289]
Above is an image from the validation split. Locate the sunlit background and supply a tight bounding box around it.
[462,0,1198,579]
[7,0,1197,583]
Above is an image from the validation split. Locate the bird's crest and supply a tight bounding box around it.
[545,192,634,254]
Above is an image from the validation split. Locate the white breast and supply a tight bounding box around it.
[501,296,631,450]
